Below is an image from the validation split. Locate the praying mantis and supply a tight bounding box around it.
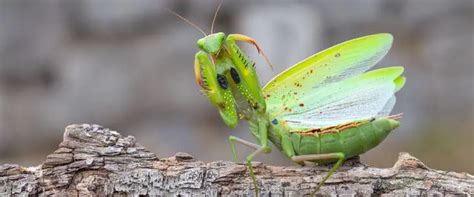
[171,2,405,195]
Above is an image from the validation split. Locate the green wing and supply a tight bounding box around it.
[262,33,404,128]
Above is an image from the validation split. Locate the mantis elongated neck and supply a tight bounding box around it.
[246,110,283,151]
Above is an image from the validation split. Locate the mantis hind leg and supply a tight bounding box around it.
[291,152,345,196]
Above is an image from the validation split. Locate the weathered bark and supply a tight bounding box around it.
[0,124,472,196]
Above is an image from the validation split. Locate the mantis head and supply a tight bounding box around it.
[197,32,225,55]
[168,5,239,128]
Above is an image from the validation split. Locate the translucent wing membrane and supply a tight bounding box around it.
[276,67,404,129]
[263,34,394,116]
[377,96,396,117]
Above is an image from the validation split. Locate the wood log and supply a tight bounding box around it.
[0,124,472,196]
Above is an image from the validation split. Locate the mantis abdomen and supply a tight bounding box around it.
[290,118,400,160]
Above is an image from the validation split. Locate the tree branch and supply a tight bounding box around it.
[0,124,472,196]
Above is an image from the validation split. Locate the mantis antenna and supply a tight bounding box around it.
[210,0,223,34]
[166,8,207,36]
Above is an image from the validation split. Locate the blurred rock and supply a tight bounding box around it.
[0,0,472,174]
[70,0,171,38]
[0,0,68,90]
[0,90,5,150]
[401,0,473,27]
[419,11,473,124]
[48,25,208,133]
[315,0,384,29]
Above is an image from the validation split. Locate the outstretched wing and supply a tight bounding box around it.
[262,34,405,129]
[263,33,393,115]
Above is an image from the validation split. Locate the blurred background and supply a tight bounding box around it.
[0,0,472,173]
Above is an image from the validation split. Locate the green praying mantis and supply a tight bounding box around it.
[171,2,406,195]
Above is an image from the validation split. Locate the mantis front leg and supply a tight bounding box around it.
[225,34,272,113]
[194,51,239,128]
[227,34,273,69]
[292,152,346,196]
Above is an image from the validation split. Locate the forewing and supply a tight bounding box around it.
[263,33,393,115]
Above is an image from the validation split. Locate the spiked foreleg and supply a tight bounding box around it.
[225,35,269,113]
[227,34,273,69]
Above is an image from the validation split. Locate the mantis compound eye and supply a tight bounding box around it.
[217,74,228,89]
[230,67,241,84]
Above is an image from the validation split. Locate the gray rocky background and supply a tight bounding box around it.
[0,0,472,173]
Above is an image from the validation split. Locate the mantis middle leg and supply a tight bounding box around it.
[227,135,271,195]
[228,135,260,161]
